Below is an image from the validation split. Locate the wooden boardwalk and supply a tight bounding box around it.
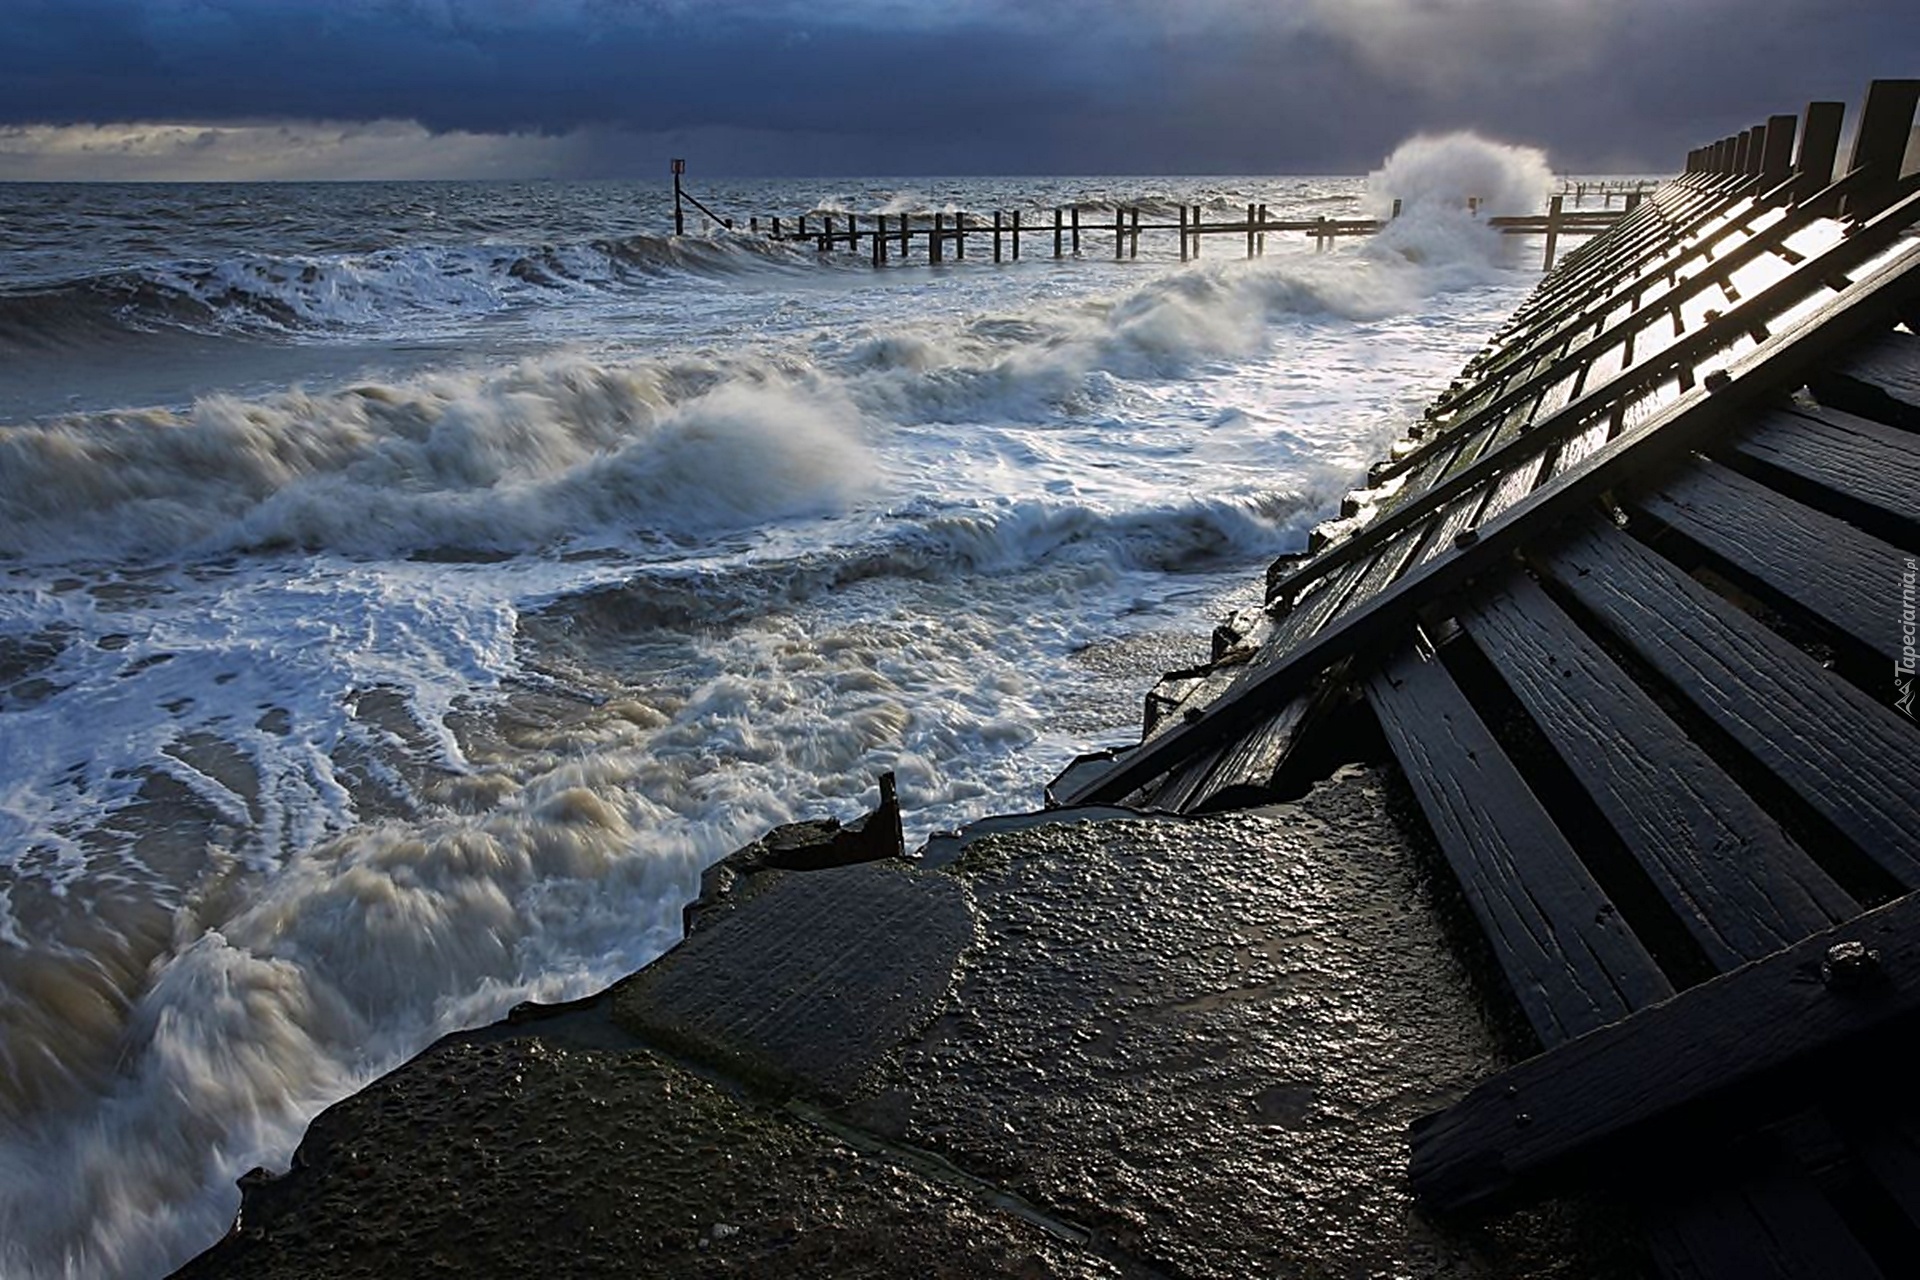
[1050,78,1920,1277]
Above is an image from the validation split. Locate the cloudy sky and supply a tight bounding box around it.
[1,0,1915,179]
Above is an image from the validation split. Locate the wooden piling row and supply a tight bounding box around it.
[669,167,1657,272]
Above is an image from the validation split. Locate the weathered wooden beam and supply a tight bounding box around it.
[1796,101,1847,206]
[1053,207,1063,258]
[1364,640,1672,1043]
[1011,209,1020,261]
[1179,205,1188,262]
[1461,571,1855,970]
[1542,194,1564,272]
[1734,402,1920,547]
[1760,113,1798,185]
[1537,519,1920,888]
[1841,78,1920,218]
[1630,457,1911,669]
[1409,888,1920,1212]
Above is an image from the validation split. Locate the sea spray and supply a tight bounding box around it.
[1365,132,1555,270]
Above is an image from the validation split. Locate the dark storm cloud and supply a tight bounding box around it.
[2,0,1916,174]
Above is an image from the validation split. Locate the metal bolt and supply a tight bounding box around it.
[1703,369,1733,393]
[1821,940,1881,991]
[1454,527,1480,549]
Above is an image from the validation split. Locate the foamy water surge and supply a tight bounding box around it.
[0,139,1553,1278]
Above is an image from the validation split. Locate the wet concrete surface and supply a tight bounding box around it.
[174,766,1639,1279]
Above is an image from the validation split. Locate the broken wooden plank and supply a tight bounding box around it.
[1631,456,1910,667]
[1461,571,1856,969]
[1730,404,1920,547]
[1540,522,1920,887]
[1364,641,1672,1042]
[1409,888,1920,1212]
[1180,691,1314,813]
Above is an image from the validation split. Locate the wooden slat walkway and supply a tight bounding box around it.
[1047,81,1920,1279]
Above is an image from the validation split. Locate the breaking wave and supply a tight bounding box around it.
[0,231,793,351]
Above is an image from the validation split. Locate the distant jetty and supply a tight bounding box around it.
[672,157,1655,271]
[178,79,1920,1279]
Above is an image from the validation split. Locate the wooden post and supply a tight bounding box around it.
[1467,196,1480,216]
[900,213,910,257]
[1315,214,1327,252]
[672,158,686,236]
[1841,78,1920,218]
[1129,206,1140,259]
[1246,202,1256,258]
[932,213,944,263]
[1542,194,1564,272]
[1054,207,1063,258]
[1744,122,1768,177]
[819,213,831,253]
[1257,204,1268,256]
[873,216,883,266]
[750,216,758,234]
[1071,205,1081,255]
[1795,101,1845,205]
[1391,198,1403,219]
[1179,205,1189,261]
[1624,190,1643,213]
[1759,112,1798,187]
[1114,206,1124,260]
[798,214,808,239]
[955,212,966,260]
[772,215,782,238]
[994,210,1003,263]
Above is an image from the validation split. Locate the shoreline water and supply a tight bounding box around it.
[2,148,1578,1278]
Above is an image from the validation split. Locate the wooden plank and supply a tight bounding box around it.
[1815,328,1920,428]
[1641,1149,1887,1280]
[1731,404,1920,546]
[1408,888,1920,1212]
[1181,692,1314,812]
[1540,522,1920,887]
[1055,225,1920,808]
[1364,642,1672,1043]
[1632,457,1910,667]
[1461,572,1855,969]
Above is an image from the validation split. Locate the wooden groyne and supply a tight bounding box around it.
[1049,76,1920,1278]
[671,172,1655,270]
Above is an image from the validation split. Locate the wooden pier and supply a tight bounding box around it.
[1049,78,1920,1277]
[671,176,1652,271]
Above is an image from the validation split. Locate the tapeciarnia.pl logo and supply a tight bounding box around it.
[1899,556,1917,719]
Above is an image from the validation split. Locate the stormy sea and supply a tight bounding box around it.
[2,135,1579,1278]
